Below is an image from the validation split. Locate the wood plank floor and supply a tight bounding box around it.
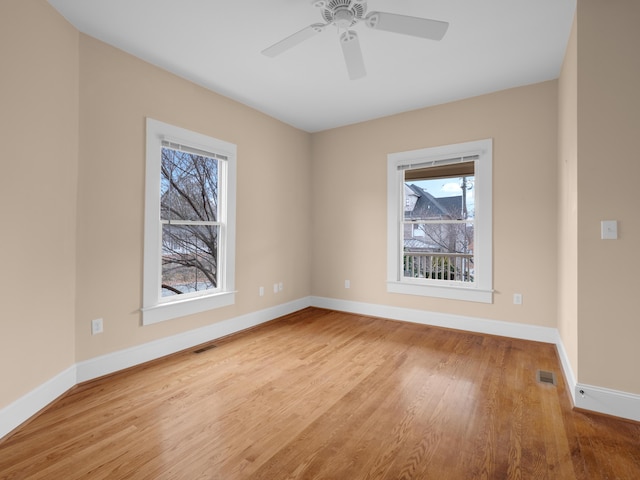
[2,308,639,479]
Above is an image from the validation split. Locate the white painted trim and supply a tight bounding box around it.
[141,291,236,326]
[387,281,493,304]
[387,138,493,304]
[0,365,76,440]
[554,335,577,405]
[574,383,640,423]
[310,296,558,343]
[143,118,237,325]
[78,297,311,382]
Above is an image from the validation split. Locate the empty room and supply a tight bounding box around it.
[1,0,639,478]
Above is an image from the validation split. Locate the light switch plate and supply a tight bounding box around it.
[601,220,618,240]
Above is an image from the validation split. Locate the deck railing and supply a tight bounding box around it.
[403,252,474,282]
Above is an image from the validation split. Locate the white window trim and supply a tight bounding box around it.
[387,138,493,303]
[142,118,236,325]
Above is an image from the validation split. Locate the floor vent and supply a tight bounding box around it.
[194,344,217,354]
[537,370,557,386]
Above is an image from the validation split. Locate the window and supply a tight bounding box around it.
[387,139,492,303]
[143,119,236,325]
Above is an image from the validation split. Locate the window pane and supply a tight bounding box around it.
[403,222,474,282]
[404,176,474,220]
[403,175,475,282]
[161,148,218,222]
[161,224,219,296]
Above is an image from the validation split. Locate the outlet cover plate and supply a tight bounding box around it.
[91,318,103,335]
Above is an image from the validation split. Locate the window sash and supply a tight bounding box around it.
[160,146,220,223]
[160,222,221,297]
[403,219,474,225]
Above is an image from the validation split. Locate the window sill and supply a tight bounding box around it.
[387,281,493,304]
[141,291,236,325]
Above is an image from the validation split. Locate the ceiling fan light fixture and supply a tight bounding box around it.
[321,0,366,24]
[262,0,448,80]
[333,8,355,28]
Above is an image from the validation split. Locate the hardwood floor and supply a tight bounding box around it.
[2,308,639,479]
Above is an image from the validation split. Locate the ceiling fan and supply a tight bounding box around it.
[261,0,449,80]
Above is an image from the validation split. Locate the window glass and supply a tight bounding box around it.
[403,169,474,283]
[160,147,219,297]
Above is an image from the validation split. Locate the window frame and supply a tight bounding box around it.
[142,118,236,325]
[387,138,493,303]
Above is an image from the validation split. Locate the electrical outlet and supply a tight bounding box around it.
[513,293,523,305]
[91,318,103,335]
[259,286,264,297]
[345,279,350,289]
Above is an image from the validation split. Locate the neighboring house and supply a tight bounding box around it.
[403,183,474,281]
[403,183,466,252]
[404,183,463,221]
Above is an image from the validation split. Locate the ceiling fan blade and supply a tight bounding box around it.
[340,30,366,80]
[262,23,326,57]
[365,12,449,41]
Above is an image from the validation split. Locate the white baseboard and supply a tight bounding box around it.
[574,383,640,423]
[0,365,76,440]
[76,297,312,383]
[310,296,559,343]
[545,327,640,423]
[554,335,578,405]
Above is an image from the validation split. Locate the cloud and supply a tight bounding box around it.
[441,182,462,193]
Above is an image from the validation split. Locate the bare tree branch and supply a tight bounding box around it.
[160,148,219,294]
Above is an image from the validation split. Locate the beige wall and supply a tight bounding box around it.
[0,1,79,408]
[311,82,559,327]
[75,35,311,361]
[575,1,640,394]
[557,17,579,381]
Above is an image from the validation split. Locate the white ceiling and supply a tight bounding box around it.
[47,0,576,133]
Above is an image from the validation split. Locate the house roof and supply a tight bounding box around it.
[405,184,463,220]
[404,237,440,251]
